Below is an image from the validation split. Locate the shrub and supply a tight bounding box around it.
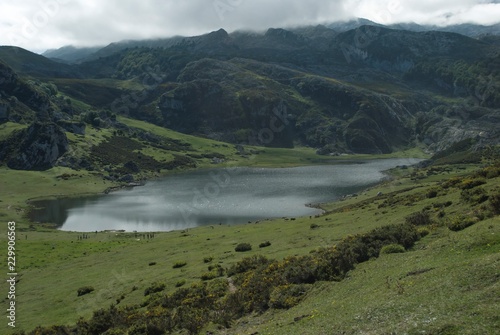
[203,256,213,263]
[144,282,166,296]
[380,244,406,254]
[175,280,186,288]
[269,284,311,309]
[235,243,252,252]
[427,189,439,198]
[461,187,489,205]
[417,227,431,238]
[149,262,156,266]
[259,241,271,248]
[77,286,94,297]
[489,193,500,215]
[447,215,478,232]
[459,178,486,190]
[201,272,218,281]
[281,255,317,284]
[202,265,225,280]
[405,211,432,226]
[173,261,187,269]
[310,223,320,229]
[227,255,270,277]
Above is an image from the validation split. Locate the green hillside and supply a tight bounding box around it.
[0,23,499,335]
[1,151,499,334]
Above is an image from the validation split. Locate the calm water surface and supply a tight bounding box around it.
[30,158,421,232]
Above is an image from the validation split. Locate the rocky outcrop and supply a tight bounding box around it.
[1,122,69,170]
[57,120,86,135]
[0,103,9,123]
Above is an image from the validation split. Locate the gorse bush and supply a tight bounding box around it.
[175,280,186,288]
[144,282,166,296]
[461,187,489,205]
[201,264,224,281]
[23,223,420,335]
[234,243,252,252]
[173,261,187,269]
[491,193,500,214]
[77,286,95,297]
[269,284,311,309]
[417,227,431,237]
[459,178,486,190]
[448,215,478,232]
[405,211,432,226]
[227,254,270,277]
[380,244,406,254]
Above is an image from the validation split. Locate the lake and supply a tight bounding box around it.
[30,158,421,232]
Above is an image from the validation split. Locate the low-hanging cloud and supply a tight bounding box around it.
[0,0,499,53]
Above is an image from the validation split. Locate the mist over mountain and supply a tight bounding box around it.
[1,21,499,170]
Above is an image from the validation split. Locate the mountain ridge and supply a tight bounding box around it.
[1,23,499,170]
[40,19,500,64]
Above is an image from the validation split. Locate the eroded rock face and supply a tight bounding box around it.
[4,122,69,171]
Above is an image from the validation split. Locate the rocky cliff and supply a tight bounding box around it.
[1,122,69,170]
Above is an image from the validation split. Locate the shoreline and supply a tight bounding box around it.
[26,158,423,233]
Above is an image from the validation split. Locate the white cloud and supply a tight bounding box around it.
[0,0,498,53]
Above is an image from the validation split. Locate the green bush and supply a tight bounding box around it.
[175,280,186,288]
[77,286,94,297]
[448,215,478,232]
[405,211,432,226]
[200,272,218,281]
[203,256,213,263]
[227,255,270,277]
[380,244,406,254]
[417,227,431,238]
[269,284,311,309]
[25,223,423,335]
[461,187,489,205]
[235,243,252,252]
[173,261,187,269]
[427,189,439,198]
[489,193,500,214]
[310,223,320,229]
[144,282,166,296]
[459,178,486,190]
[202,265,224,281]
[281,255,318,284]
[259,241,271,248]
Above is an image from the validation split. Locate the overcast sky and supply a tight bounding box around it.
[1,0,499,53]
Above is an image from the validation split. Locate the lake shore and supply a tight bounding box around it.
[28,158,423,232]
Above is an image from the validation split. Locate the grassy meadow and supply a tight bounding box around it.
[0,121,498,334]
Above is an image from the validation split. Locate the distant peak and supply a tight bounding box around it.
[265,28,302,41]
[209,28,229,37]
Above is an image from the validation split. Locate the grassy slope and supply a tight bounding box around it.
[0,158,497,334]
[1,118,497,334]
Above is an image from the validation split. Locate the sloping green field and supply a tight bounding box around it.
[0,147,498,334]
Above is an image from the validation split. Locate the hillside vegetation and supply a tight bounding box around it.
[3,149,499,335]
[1,24,500,158]
[0,22,499,335]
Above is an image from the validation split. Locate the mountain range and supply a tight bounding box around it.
[1,20,499,170]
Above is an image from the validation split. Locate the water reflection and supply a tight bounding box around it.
[29,158,421,232]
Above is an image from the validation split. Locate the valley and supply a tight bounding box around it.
[0,20,499,334]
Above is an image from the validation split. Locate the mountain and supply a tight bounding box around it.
[326,18,500,37]
[42,45,103,64]
[390,22,500,37]
[0,46,81,78]
[1,24,499,170]
[42,20,500,64]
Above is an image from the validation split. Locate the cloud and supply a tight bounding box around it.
[0,0,499,53]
